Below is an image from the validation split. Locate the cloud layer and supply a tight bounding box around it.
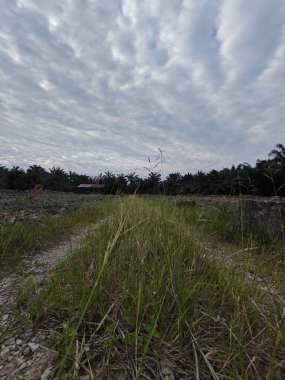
[1,0,285,176]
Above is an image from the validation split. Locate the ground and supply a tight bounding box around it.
[0,191,284,379]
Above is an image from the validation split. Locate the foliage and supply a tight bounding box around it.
[0,144,284,196]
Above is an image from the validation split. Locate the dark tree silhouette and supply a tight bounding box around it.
[1,143,284,196]
[126,172,140,194]
[27,165,47,186]
[269,143,285,164]
[8,166,28,190]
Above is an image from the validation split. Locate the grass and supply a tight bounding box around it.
[0,196,112,279]
[18,196,285,379]
[179,200,285,295]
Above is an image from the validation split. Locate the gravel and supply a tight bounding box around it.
[0,223,98,379]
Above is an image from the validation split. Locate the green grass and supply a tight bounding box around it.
[0,197,112,278]
[179,200,285,296]
[18,196,285,379]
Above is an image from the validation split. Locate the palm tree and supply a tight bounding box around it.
[165,173,182,195]
[27,165,47,185]
[126,172,140,193]
[48,166,70,191]
[115,174,128,194]
[103,171,116,194]
[0,166,9,188]
[8,166,28,189]
[146,171,161,194]
[49,166,67,176]
[269,143,285,164]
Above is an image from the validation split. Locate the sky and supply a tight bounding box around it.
[0,0,285,177]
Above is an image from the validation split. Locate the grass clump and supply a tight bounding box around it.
[0,198,114,278]
[20,196,285,379]
[179,200,285,294]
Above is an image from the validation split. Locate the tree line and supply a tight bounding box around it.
[0,144,284,196]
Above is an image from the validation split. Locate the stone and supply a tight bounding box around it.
[41,366,52,380]
[16,356,25,365]
[6,338,15,346]
[0,346,10,356]
[18,362,27,370]
[1,362,16,376]
[161,365,175,380]
[241,199,285,241]
[28,342,40,352]
[23,347,31,356]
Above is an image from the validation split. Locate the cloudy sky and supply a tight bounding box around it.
[1,0,285,176]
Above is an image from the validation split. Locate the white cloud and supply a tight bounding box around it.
[0,0,285,176]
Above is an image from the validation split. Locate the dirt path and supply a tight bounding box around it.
[0,225,97,380]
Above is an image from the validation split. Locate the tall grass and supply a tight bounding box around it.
[19,196,285,379]
[180,199,285,284]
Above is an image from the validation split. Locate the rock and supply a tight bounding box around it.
[23,347,31,356]
[41,366,53,380]
[241,199,285,241]
[16,339,23,345]
[16,356,25,365]
[161,365,175,380]
[0,346,10,356]
[28,342,40,352]
[19,362,27,370]
[6,338,15,346]
[1,362,17,376]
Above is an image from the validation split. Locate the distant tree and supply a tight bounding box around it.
[68,171,78,186]
[269,143,285,165]
[0,166,9,188]
[145,171,161,194]
[27,165,47,186]
[265,144,285,195]
[126,172,140,194]
[115,174,128,194]
[48,166,71,191]
[7,166,28,190]
[0,143,283,196]
[180,173,194,194]
[165,172,182,195]
[68,171,92,188]
[103,171,116,194]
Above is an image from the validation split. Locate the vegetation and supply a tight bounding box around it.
[0,196,108,278]
[18,196,285,379]
[1,143,285,196]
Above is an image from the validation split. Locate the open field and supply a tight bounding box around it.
[0,193,285,379]
[0,190,105,224]
[0,191,105,279]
